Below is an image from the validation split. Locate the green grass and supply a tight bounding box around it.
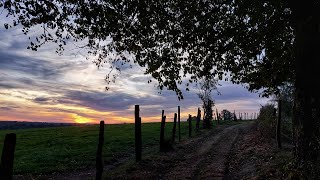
[0,120,201,175]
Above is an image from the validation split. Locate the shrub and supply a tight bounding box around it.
[257,103,276,138]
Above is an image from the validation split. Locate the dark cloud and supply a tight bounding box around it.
[33,97,52,104]
[18,78,36,85]
[0,48,109,95]
[7,39,32,50]
[0,83,17,89]
[57,90,161,112]
[0,52,62,80]
[34,97,50,102]
[214,82,261,102]
[0,105,20,111]
[1,73,88,101]
[0,77,41,90]
[18,86,190,119]
[0,107,14,111]
[0,90,30,100]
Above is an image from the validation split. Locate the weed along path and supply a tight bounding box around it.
[107,121,253,179]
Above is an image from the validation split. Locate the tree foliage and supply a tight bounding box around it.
[272,83,294,119]
[0,0,294,98]
[224,0,295,96]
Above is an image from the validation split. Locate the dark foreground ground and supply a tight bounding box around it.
[14,120,293,180]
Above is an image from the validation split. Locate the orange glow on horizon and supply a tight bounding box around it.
[72,114,95,124]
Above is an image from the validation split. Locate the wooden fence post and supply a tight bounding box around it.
[188,114,192,137]
[216,109,219,125]
[273,107,277,129]
[0,133,16,180]
[172,113,177,143]
[276,100,282,149]
[178,106,181,142]
[196,108,201,131]
[135,105,142,162]
[96,121,104,180]
[160,110,166,151]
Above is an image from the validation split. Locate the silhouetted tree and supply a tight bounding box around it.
[197,76,218,129]
[203,100,213,128]
[221,109,232,121]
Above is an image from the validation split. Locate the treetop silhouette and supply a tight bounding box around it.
[1,0,293,98]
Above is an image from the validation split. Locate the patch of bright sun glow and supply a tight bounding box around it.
[72,114,94,124]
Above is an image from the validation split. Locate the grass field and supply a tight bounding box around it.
[0,120,205,175]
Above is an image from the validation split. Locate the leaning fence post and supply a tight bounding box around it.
[0,133,16,180]
[135,105,142,162]
[216,109,219,124]
[172,113,177,143]
[178,106,181,142]
[160,110,166,151]
[95,121,104,180]
[188,114,192,137]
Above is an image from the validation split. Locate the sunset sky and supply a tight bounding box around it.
[0,18,270,124]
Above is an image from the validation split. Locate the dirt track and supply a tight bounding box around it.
[110,122,253,180]
[163,124,249,179]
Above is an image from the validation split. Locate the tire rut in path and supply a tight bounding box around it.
[163,123,249,180]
